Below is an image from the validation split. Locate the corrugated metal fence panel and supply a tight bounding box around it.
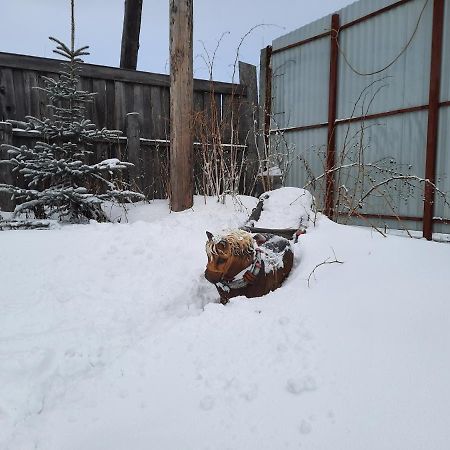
[272,15,331,51]
[269,0,450,235]
[271,38,330,130]
[434,105,450,233]
[337,0,432,120]
[334,110,427,230]
[339,0,417,24]
[279,128,328,209]
[440,0,450,102]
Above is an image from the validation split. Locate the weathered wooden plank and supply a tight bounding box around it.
[126,112,143,192]
[222,93,240,144]
[0,69,8,121]
[114,81,127,132]
[0,68,16,120]
[133,84,144,117]
[193,90,204,141]
[140,85,152,139]
[23,70,40,118]
[124,82,135,118]
[0,52,246,95]
[12,69,27,121]
[152,147,160,199]
[0,122,15,211]
[160,87,170,140]
[150,86,162,138]
[193,90,204,114]
[34,72,47,119]
[156,145,170,198]
[92,79,107,128]
[105,80,116,131]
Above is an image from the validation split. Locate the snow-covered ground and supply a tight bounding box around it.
[1,191,450,450]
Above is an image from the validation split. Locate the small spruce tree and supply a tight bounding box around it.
[0,1,143,223]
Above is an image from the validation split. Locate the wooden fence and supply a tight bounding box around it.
[0,52,258,211]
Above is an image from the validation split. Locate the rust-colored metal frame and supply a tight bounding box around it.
[423,0,445,239]
[325,14,340,218]
[265,0,448,239]
[264,45,273,151]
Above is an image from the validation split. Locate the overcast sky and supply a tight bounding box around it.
[0,0,353,82]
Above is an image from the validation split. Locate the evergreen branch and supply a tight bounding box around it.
[53,49,72,59]
[49,36,71,54]
[0,219,57,231]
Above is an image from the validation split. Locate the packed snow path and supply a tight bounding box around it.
[1,194,450,449]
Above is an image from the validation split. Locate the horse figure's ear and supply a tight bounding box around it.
[206,231,213,241]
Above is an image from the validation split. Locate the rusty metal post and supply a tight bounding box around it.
[263,45,273,153]
[325,14,340,218]
[423,0,444,240]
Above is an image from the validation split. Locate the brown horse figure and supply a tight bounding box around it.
[204,229,294,303]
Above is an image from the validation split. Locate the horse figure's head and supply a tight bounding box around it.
[204,229,255,284]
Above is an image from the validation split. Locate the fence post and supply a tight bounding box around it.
[0,122,15,212]
[423,0,444,240]
[126,112,143,193]
[239,61,259,194]
[259,46,272,154]
[324,13,340,219]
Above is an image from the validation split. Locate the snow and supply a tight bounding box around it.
[254,187,314,229]
[256,234,290,273]
[1,193,450,450]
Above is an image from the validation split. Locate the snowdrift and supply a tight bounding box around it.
[1,189,449,450]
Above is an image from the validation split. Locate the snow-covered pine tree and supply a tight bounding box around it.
[0,1,143,223]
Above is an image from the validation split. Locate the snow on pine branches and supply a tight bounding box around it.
[0,36,144,224]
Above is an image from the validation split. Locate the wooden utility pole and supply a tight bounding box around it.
[169,0,193,211]
[120,0,143,69]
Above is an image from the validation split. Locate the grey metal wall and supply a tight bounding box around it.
[269,0,450,236]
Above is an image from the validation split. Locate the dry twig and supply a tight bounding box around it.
[307,249,344,287]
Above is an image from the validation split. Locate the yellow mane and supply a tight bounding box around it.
[206,229,255,258]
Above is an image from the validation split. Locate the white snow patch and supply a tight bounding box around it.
[1,193,450,450]
[254,187,314,229]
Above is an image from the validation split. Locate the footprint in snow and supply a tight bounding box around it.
[199,396,215,411]
[286,375,317,395]
[239,383,258,402]
[298,419,312,435]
